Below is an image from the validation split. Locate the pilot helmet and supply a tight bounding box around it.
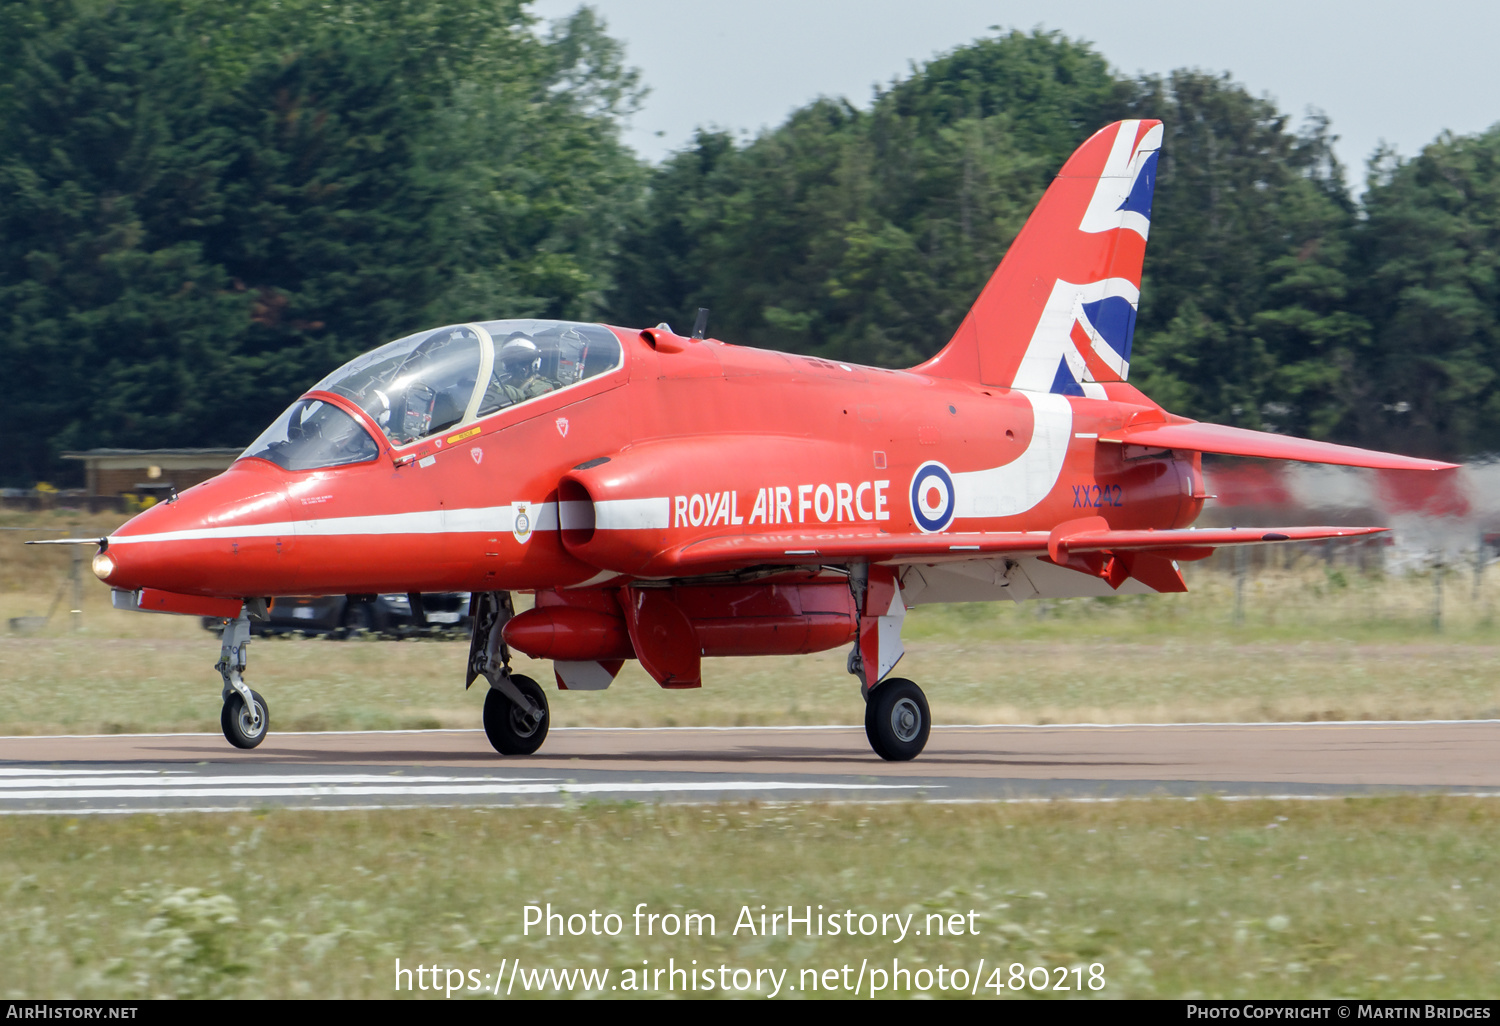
[370,388,392,427]
[499,334,540,374]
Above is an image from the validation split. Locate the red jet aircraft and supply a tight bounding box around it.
[76,120,1453,760]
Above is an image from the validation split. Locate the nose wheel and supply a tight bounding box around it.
[864,677,930,761]
[222,688,270,749]
[216,613,269,749]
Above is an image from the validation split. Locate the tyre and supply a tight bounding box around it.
[863,677,929,761]
[222,689,270,750]
[482,674,549,755]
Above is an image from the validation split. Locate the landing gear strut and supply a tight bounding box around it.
[217,613,269,749]
[467,592,549,755]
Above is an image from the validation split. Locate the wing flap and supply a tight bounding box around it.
[1099,421,1456,471]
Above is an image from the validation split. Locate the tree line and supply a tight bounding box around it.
[2,2,1496,486]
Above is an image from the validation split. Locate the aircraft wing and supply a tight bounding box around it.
[1099,421,1457,471]
[661,522,1385,575]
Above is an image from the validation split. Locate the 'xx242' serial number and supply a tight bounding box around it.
[1072,484,1123,508]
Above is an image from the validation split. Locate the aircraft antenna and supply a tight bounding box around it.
[691,308,710,340]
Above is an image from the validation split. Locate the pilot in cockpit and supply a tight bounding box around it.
[486,333,555,408]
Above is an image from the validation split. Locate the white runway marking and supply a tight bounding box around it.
[0,767,165,776]
[0,769,931,809]
[3,772,555,788]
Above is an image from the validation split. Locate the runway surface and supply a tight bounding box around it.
[2,721,1497,813]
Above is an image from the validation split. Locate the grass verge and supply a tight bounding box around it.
[2,558,1500,733]
[2,797,1496,999]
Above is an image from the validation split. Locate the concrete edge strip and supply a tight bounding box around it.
[4,719,1500,742]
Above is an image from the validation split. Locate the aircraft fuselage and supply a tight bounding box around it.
[100,325,1202,600]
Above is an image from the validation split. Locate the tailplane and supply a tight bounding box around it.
[916,119,1161,397]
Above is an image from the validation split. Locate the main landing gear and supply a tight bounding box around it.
[483,674,548,754]
[468,592,550,755]
[848,562,930,761]
[863,678,931,762]
[217,613,269,749]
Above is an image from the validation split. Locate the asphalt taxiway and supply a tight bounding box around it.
[2,721,1496,813]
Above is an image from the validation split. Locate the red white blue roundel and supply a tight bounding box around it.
[910,461,955,533]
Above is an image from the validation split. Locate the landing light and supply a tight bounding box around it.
[91,551,115,581]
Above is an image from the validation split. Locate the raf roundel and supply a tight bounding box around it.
[909,461,956,533]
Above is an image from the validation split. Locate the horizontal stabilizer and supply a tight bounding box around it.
[1100,422,1456,471]
[663,524,1385,576]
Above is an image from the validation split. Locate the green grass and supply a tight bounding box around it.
[3,798,1497,999]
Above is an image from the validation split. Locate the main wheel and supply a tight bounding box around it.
[483,674,549,755]
[864,677,929,761]
[222,689,270,750]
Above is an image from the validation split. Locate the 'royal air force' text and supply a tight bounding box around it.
[674,483,891,528]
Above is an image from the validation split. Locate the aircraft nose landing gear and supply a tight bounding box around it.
[217,613,269,749]
[222,687,270,749]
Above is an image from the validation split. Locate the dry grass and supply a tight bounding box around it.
[2,526,1500,733]
[2,798,1496,999]
[5,614,1499,735]
[0,510,128,593]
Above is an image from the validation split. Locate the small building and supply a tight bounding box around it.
[62,448,242,501]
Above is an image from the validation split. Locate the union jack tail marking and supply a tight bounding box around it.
[916,120,1163,400]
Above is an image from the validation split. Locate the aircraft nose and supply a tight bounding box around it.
[97,462,300,598]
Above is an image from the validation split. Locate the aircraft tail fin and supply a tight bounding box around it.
[915,120,1162,398]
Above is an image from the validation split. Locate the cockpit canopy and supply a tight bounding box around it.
[242,320,623,471]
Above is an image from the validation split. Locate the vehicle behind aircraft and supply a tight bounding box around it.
[200,593,471,639]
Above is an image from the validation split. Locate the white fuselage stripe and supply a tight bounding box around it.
[951,391,1073,519]
[594,496,671,530]
[107,498,671,545]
